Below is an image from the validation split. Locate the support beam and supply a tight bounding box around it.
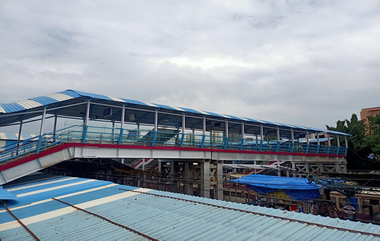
[170,161,177,193]
[120,104,125,129]
[241,122,245,139]
[225,120,229,138]
[215,161,223,200]
[327,133,331,154]
[154,109,158,131]
[85,99,90,126]
[39,107,47,135]
[184,162,193,195]
[201,116,206,148]
[259,125,264,151]
[17,120,23,143]
[336,134,340,155]
[290,128,295,153]
[223,120,228,150]
[118,104,125,145]
[276,126,280,152]
[82,100,90,144]
[200,160,210,198]
[53,113,58,142]
[152,109,158,146]
[316,133,320,154]
[182,114,186,132]
[240,122,245,150]
[345,136,348,155]
[16,119,23,155]
[37,107,47,154]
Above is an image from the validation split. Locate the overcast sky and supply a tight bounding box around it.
[1,0,379,130]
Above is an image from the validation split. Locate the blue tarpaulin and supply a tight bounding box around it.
[229,174,321,200]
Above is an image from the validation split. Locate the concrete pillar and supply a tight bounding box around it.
[215,161,224,200]
[200,160,210,198]
[170,161,177,192]
[335,162,341,172]
[305,163,309,174]
[185,162,193,195]
[317,163,324,172]
[292,162,296,177]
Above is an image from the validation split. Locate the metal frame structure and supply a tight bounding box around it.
[0,90,350,191]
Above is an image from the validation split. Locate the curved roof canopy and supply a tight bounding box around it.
[0,89,349,136]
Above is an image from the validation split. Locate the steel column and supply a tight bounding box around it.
[152,109,158,146]
[336,134,340,155]
[259,124,264,151]
[118,104,125,145]
[316,133,320,154]
[82,100,90,143]
[215,161,224,200]
[290,128,294,153]
[53,113,58,142]
[201,116,206,148]
[276,127,280,152]
[37,107,47,154]
[180,114,185,147]
[327,133,331,154]
[200,160,210,198]
[345,136,348,155]
[240,122,244,150]
[305,131,309,154]
[223,120,228,149]
[16,119,23,156]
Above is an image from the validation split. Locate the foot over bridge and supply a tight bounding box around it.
[0,90,349,188]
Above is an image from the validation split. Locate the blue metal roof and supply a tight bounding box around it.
[0,89,350,136]
[1,173,379,240]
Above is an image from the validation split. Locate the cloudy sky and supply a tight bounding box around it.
[0,0,379,129]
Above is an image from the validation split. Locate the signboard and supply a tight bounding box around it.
[343,205,356,214]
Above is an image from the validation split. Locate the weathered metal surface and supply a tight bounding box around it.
[1,174,380,241]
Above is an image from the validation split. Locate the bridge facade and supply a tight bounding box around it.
[0,90,349,197]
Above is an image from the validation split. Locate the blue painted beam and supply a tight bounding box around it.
[151,131,157,147]
[117,128,123,145]
[240,138,244,150]
[201,135,205,148]
[82,126,88,144]
[275,141,280,152]
[180,133,185,147]
[223,137,228,149]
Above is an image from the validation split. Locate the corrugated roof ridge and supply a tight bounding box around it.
[120,185,380,235]
[0,90,351,136]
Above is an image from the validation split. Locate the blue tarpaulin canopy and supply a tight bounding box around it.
[229,174,321,200]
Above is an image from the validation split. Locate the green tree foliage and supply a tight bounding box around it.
[326,114,374,169]
[366,114,380,160]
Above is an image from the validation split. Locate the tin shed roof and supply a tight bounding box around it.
[1,173,379,241]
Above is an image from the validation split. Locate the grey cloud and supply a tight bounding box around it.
[0,0,379,132]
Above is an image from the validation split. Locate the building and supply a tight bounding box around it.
[361,106,380,125]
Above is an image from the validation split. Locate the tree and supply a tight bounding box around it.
[366,114,380,160]
[326,114,375,169]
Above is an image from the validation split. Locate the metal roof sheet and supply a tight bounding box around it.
[0,90,351,136]
[1,174,379,241]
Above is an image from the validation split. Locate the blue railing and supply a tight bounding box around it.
[0,125,347,163]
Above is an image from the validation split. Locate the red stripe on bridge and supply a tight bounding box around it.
[0,143,346,172]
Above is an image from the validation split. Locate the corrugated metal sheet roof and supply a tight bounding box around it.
[1,173,380,241]
[0,89,350,137]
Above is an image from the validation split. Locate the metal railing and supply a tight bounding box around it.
[0,125,348,163]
